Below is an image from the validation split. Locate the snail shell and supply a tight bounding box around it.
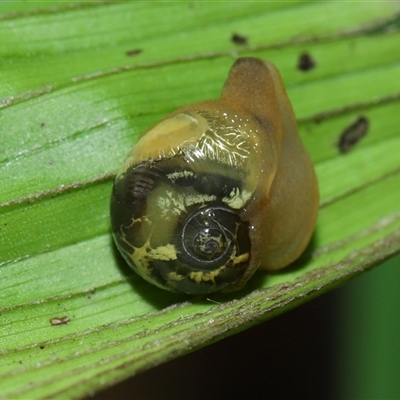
[110,57,319,294]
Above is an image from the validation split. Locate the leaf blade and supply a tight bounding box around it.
[1,1,400,398]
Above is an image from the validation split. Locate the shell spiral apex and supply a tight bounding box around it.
[110,57,319,294]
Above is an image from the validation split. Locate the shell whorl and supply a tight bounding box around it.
[111,111,254,294]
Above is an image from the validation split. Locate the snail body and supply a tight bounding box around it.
[110,58,319,294]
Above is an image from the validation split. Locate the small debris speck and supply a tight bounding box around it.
[231,33,248,45]
[125,49,143,57]
[338,116,369,154]
[50,316,70,326]
[297,52,316,72]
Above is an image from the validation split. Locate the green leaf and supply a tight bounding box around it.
[1,1,400,398]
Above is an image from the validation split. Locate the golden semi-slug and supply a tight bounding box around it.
[110,57,319,294]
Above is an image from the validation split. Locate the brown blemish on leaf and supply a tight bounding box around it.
[50,316,70,326]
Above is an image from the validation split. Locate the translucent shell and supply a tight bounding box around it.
[110,58,319,294]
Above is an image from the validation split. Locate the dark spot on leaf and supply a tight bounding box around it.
[298,52,316,72]
[338,116,369,154]
[126,49,143,57]
[231,33,247,45]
